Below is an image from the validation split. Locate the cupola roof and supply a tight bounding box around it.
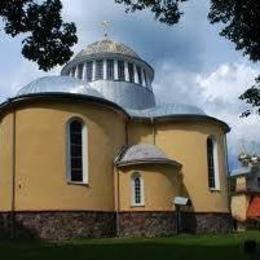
[75,38,140,60]
[115,144,182,168]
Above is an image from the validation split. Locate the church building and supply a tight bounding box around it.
[0,37,232,240]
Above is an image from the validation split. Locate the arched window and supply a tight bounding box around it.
[131,173,144,206]
[207,136,220,190]
[67,119,88,184]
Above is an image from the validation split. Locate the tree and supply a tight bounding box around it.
[0,0,78,71]
[115,0,260,116]
[115,0,187,25]
[208,0,260,116]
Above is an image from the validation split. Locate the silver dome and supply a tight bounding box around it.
[89,80,156,110]
[16,76,104,98]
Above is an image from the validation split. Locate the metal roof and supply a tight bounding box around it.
[115,144,182,167]
[127,103,206,118]
[231,167,252,177]
[16,76,104,99]
[89,80,156,110]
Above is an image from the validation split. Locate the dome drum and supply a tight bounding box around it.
[61,53,154,89]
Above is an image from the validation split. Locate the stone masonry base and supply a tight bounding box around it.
[0,211,232,240]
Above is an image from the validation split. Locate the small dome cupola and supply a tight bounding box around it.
[61,38,156,110]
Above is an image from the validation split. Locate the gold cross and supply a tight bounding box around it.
[100,20,111,38]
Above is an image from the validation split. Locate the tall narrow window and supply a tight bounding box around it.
[128,63,134,83]
[107,59,114,80]
[207,136,219,189]
[86,61,93,82]
[137,66,143,85]
[131,173,144,206]
[95,60,103,80]
[68,119,88,183]
[71,67,76,77]
[77,64,83,79]
[118,60,125,81]
[143,70,148,87]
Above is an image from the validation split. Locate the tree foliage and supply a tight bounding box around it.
[115,0,187,25]
[0,0,78,71]
[208,0,260,116]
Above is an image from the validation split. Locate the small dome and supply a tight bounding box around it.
[115,144,181,167]
[75,39,140,60]
[16,76,104,98]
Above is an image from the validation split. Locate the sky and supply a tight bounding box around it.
[0,0,259,170]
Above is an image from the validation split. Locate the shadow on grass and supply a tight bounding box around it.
[0,239,255,260]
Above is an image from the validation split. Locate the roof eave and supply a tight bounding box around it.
[115,158,182,168]
[130,114,231,133]
[0,93,130,119]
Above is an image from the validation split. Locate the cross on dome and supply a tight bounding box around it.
[100,20,111,38]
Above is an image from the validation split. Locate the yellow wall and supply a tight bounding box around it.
[231,194,249,222]
[118,164,180,211]
[128,121,154,145]
[0,101,126,211]
[128,119,230,213]
[0,100,229,214]
[0,114,14,211]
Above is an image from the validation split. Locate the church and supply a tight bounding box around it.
[0,37,232,240]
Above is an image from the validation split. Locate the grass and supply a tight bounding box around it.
[1,232,260,260]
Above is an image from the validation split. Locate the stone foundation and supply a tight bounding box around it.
[0,211,232,240]
[0,211,116,240]
[118,211,232,237]
[118,211,177,237]
[180,212,233,234]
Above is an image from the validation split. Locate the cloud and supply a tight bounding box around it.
[154,61,260,170]
[1,0,259,171]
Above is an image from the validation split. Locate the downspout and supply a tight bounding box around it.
[116,167,120,237]
[151,117,155,145]
[115,118,129,237]
[224,133,232,212]
[7,99,16,239]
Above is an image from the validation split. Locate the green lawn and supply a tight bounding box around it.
[1,232,260,260]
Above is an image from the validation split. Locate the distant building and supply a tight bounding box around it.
[230,154,260,230]
[0,37,232,240]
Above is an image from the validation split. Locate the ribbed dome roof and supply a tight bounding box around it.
[115,144,181,167]
[75,38,140,60]
[16,76,104,98]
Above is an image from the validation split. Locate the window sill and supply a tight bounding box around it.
[67,181,89,187]
[131,204,145,208]
[209,188,221,192]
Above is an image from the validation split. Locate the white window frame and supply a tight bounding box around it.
[66,118,88,185]
[207,136,220,191]
[131,172,145,207]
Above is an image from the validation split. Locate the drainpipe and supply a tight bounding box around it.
[7,99,16,239]
[115,119,128,237]
[224,134,232,212]
[151,117,155,145]
[115,167,120,237]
